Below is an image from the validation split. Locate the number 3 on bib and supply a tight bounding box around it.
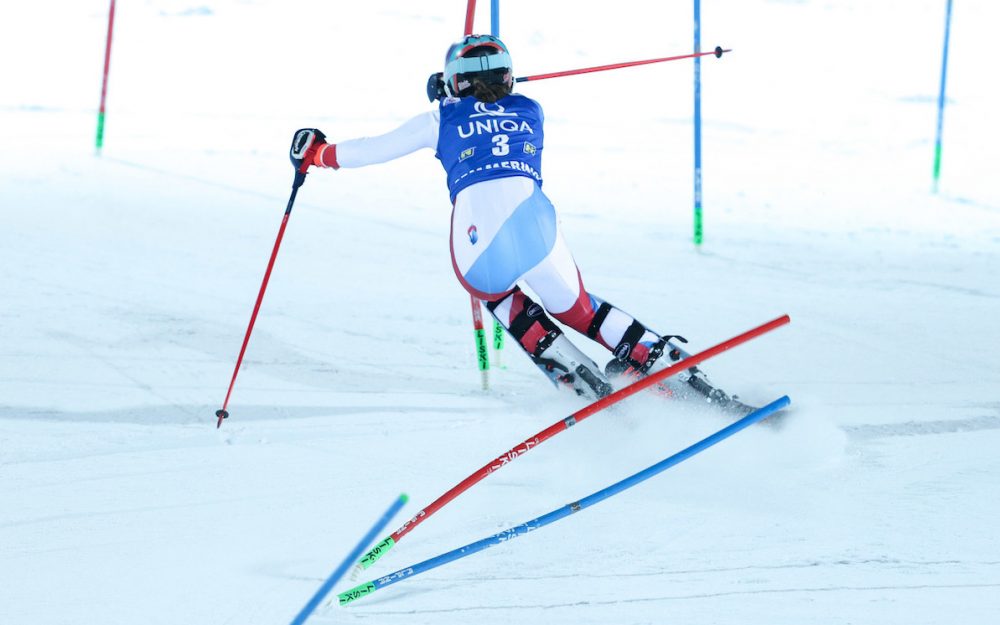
[491,134,510,156]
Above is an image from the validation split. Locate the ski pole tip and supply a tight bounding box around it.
[215,409,229,428]
[714,46,726,58]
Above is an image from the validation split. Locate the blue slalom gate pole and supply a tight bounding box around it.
[289,493,408,625]
[491,0,499,37]
[340,396,791,605]
[693,0,703,245]
[932,0,953,193]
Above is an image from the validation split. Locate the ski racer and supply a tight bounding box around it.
[290,34,739,408]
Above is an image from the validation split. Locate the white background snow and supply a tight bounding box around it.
[2,1,999,623]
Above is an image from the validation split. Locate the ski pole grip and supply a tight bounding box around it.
[290,129,318,161]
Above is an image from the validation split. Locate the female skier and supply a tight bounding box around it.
[290,34,736,407]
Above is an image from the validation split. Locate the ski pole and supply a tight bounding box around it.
[426,47,729,102]
[340,396,790,605]
[216,168,308,428]
[352,314,790,572]
[515,46,728,84]
[287,493,408,625]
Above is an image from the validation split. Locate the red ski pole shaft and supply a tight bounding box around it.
[355,314,789,570]
[516,46,729,84]
[216,174,305,428]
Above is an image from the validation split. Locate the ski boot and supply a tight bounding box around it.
[486,288,613,401]
[606,335,755,416]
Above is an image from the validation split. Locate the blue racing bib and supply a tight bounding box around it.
[436,93,544,200]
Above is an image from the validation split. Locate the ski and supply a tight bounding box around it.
[607,339,762,417]
[658,369,760,416]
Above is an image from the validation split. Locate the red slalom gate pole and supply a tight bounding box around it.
[516,46,729,84]
[464,0,477,35]
[95,0,116,152]
[352,314,790,572]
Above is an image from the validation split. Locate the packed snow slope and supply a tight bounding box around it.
[1,1,999,624]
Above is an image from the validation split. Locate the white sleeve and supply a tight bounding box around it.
[335,110,440,168]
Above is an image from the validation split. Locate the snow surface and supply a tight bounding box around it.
[2,1,999,623]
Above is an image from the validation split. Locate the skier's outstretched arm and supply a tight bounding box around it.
[293,110,440,172]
